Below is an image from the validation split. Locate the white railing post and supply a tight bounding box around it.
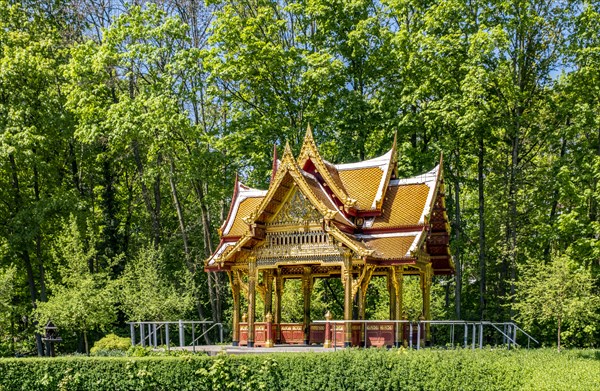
[179,320,185,348]
[165,323,170,350]
[130,323,135,346]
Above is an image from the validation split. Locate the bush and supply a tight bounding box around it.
[90,334,131,356]
[0,349,598,390]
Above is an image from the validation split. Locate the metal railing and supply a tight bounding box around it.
[312,319,538,350]
[127,320,223,351]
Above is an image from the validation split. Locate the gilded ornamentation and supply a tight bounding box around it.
[270,190,321,226]
[296,126,357,208]
[255,229,344,265]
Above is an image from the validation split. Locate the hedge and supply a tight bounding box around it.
[0,348,598,391]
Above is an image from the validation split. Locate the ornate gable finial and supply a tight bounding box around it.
[305,123,314,141]
[298,124,318,164]
[218,173,240,237]
[392,130,398,178]
[283,140,294,158]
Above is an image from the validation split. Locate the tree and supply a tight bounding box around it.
[0,0,76,356]
[0,265,16,355]
[513,255,599,351]
[34,216,116,355]
[118,246,195,322]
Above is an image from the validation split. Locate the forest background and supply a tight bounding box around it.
[1,0,599,356]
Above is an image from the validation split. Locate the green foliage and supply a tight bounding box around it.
[513,256,600,350]
[90,334,131,356]
[33,216,117,354]
[0,349,598,390]
[0,266,16,356]
[117,246,195,322]
[3,0,600,357]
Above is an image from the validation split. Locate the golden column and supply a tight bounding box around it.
[302,266,313,345]
[392,266,404,347]
[342,250,353,347]
[263,270,273,318]
[387,268,396,320]
[421,264,433,343]
[274,269,283,343]
[247,257,257,347]
[228,271,241,346]
[357,266,374,320]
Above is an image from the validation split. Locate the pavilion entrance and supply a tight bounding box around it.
[205,128,453,347]
[234,266,431,348]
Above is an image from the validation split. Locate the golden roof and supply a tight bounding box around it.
[371,184,430,228]
[206,127,452,275]
[224,197,264,238]
[362,235,418,260]
[337,167,384,210]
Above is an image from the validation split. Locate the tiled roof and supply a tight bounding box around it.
[371,184,430,228]
[322,160,347,195]
[224,196,264,238]
[337,167,384,210]
[363,235,418,259]
[206,128,451,274]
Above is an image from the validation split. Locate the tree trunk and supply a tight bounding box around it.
[132,141,161,247]
[546,136,567,260]
[123,171,134,257]
[153,152,162,243]
[69,140,82,195]
[478,135,486,319]
[9,154,44,356]
[192,180,222,324]
[168,160,190,258]
[508,114,520,310]
[84,331,89,356]
[33,159,47,301]
[453,171,462,320]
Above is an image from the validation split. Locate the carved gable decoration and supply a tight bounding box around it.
[269,189,322,227]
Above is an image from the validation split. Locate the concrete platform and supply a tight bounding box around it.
[175,344,339,355]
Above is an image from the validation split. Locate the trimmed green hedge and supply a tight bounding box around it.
[0,349,598,391]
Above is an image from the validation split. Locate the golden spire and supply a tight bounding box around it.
[305,123,314,141]
[392,130,398,178]
[283,140,293,157]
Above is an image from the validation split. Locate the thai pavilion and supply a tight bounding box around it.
[205,128,453,348]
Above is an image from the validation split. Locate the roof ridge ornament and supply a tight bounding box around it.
[371,133,399,210]
[305,122,314,141]
[217,173,240,237]
[297,125,357,209]
[392,130,399,178]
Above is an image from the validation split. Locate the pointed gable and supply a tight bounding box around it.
[251,142,354,228]
[296,126,357,209]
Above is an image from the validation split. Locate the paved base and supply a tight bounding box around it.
[175,344,338,355]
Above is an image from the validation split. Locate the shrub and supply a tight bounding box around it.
[0,348,597,390]
[90,334,131,356]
